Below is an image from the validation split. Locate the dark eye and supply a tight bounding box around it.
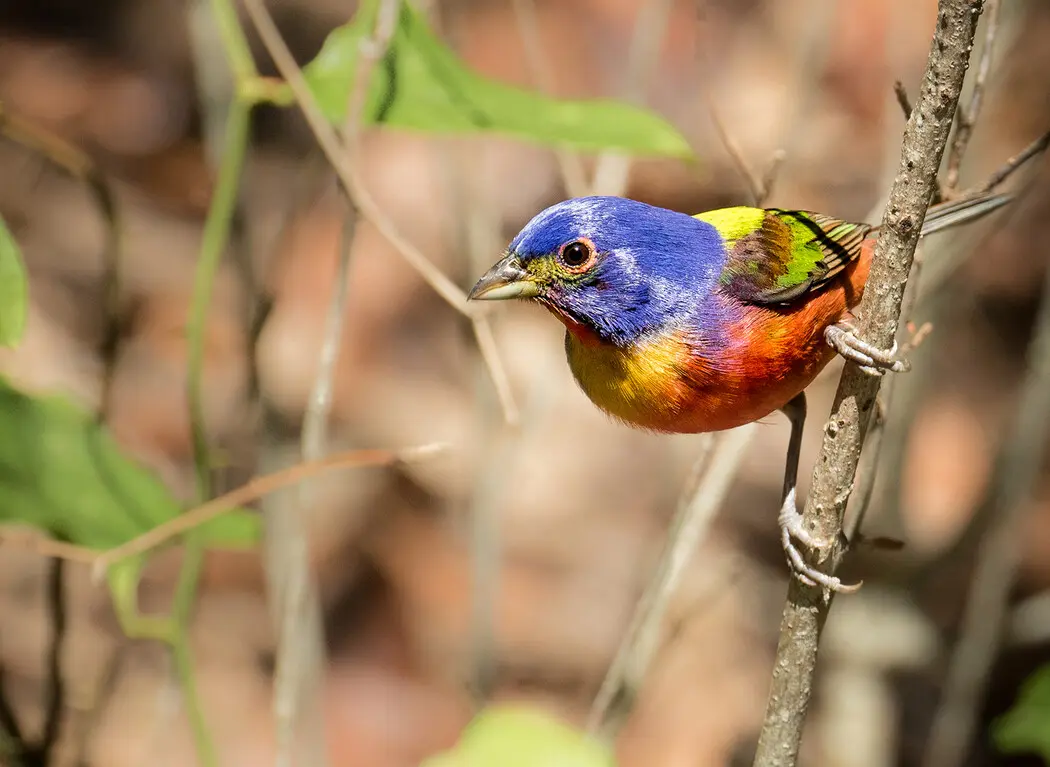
[559,239,594,269]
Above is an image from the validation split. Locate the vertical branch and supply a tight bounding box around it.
[944,0,1002,191]
[587,424,755,740]
[509,0,589,198]
[751,3,984,766]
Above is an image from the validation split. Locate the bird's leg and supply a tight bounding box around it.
[777,393,861,594]
[824,318,911,376]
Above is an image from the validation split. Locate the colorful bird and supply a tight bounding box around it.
[469,192,1009,590]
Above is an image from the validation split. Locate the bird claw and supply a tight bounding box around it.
[825,322,911,376]
[778,488,862,595]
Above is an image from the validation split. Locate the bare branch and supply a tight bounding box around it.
[587,425,755,740]
[893,80,913,120]
[978,128,1050,193]
[706,97,782,206]
[93,443,447,573]
[752,3,985,765]
[945,0,1002,191]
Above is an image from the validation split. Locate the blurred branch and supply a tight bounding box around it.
[752,3,984,766]
[945,0,1002,192]
[97,441,446,567]
[0,667,25,766]
[920,212,1050,767]
[0,103,124,413]
[977,128,1050,194]
[588,0,675,197]
[35,558,67,766]
[587,425,755,740]
[509,0,588,197]
[706,97,785,206]
[241,0,519,425]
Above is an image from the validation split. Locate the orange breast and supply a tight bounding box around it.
[562,239,874,434]
[667,239,873,432]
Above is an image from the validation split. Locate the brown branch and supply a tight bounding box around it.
[706,96,784,206]
[751,3,985,765]
[977,128,1050,194]
[92,443,446,573]
[893,80,913,120]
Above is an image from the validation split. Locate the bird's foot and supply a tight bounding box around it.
[778,488,862,594]
[825,321,911,376]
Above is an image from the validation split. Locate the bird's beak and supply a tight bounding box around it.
[468,254,541,301]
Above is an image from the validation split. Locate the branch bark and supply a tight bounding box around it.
[751,2,985,765]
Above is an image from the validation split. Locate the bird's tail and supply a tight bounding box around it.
[919,191,1013,237]
[868,191,1012,238]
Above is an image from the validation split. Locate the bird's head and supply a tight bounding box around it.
[468,196,725,345]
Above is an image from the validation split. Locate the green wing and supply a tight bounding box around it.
[695,206,872,305]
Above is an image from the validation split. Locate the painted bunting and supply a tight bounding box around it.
[468,192,1009,590]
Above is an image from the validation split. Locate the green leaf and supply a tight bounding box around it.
[419,705,616,767]
[993,663,1050,764]
[302,1,692,158]
[0,374,261,552]
[0,215,27,348]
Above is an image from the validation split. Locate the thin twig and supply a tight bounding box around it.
[240,0,518,425]
[706,98,774,206]
[587,425,755,740]
[705,95,785,206]
[92,444,447,572]
[752,4,984,765]
[945,0,1002,191]
[977,128,1050,194]
[920,217,1050,767]
[893,80,913,120]
[281,7,397,765]
[0,104,124,413]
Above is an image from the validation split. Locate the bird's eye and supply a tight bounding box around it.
[558,239,595,271]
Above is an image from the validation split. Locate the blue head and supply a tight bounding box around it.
[469,196,727,344]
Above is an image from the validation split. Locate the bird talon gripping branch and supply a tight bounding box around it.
[470,192,1010,585]
[824,322,911,376]
[779,487,862,593]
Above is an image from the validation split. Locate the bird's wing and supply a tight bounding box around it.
[695,207,872,305]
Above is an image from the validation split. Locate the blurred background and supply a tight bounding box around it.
[0,0,1049,765]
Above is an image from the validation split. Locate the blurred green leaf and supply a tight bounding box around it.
[0,375,260,551]
[993,663,1050,764]
[302,0,692,158]
[0,215,27,348]
[419,705,616,767]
